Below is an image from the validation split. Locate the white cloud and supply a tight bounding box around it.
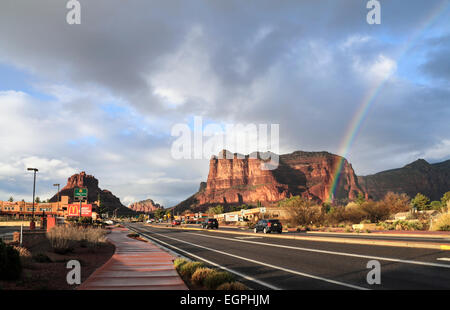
[422,139,450,160]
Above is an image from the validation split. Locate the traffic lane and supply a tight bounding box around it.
[144,225,450,266]
[130,225,361,290]
[133,225,450,289]
[0,226,21,234]
[151,223,450,244]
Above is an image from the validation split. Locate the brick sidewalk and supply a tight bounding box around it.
[78,228,188,290]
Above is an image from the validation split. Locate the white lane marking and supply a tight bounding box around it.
[188,233,450,269]
[147,230,369,290]
[235,236,263,240]
[127,227,281,290]
[437,258,450,262]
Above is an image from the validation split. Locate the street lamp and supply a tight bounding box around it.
[27,168,38,230]
[53,183,60,216]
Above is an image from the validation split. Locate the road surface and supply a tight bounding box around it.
[125,223,450,290]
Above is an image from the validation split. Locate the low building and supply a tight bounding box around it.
[0,196,97,219]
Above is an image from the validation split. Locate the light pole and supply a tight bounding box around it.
[53,183,60,216]
[27,168,38,230]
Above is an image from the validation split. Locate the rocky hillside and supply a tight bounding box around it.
[173,150,364,213]
[49,171,134,215]
[358,159,450,201]
[128,199,163,213]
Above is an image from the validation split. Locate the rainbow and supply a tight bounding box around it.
[328,1,450,202]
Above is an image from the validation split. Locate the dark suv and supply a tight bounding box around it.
[202,218,219,229]
[254,219,282,234]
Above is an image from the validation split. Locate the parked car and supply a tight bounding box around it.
[254,219,282,234]
[201,218,219,229]
[172,220,181,226]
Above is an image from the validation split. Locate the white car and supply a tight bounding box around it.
[104,220,114,225]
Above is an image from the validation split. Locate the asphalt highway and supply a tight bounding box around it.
[152,222,450,244]
[126,223,450,290]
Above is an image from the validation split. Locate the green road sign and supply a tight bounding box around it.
[74,188,88,199]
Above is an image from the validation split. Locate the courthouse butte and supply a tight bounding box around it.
[174,150,363,213]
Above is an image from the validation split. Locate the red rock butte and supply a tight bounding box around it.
[175,150,364,212]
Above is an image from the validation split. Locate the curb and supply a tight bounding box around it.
[306,231,450,239]
[145,224,450,251]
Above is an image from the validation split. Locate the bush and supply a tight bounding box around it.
[247,222,256,229]
[174,258,189,270]
[280,196,323,227]
[13,246,33,267]
[204,271,234,290]
[216,281,248,290]
[432,213,450,231]
[47,225,107,253]
[179,261,205,278]
[191,267,215,286]
[0,240,22,280]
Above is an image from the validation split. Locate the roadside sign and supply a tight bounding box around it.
[74,188,88,200]
[260,207,266,214]
[67,204,92,217]
[225,214,239,222]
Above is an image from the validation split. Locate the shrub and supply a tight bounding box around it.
[204,271,234,290]
[216,281,249,290]
[179,261,205,278]
[432,213,450,231]
[280,196,323,227]
[247,222,256,229]
[0,240,22,280]
[174,258,189,270]
[380,192,411,214]
[191,267,215,286]
[47,225,107,253]
[13,246,33,267]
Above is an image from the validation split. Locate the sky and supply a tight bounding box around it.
[0,0,449,207]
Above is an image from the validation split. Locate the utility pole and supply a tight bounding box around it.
[27,168,38,230]
[53,183,60,216]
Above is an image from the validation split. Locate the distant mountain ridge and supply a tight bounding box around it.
[358,158,450,201]
[128,199,164,213]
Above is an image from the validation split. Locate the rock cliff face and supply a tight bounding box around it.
[128,199,163,213]
[358,159,450,201]
[49,171,134,215]
[174,150,364,212]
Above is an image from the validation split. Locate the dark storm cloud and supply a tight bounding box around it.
[0,0,449,203]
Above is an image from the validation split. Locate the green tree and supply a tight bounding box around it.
[430,201,442,210]
[207,205,224,215]
[154,208,165,219]
[411,193,430,211]
[355,192,365,205]
[8,197,14,202]
[441,191,450,207]
[35,197,41,203]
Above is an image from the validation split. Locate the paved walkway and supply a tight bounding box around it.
[78,228,188,290]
